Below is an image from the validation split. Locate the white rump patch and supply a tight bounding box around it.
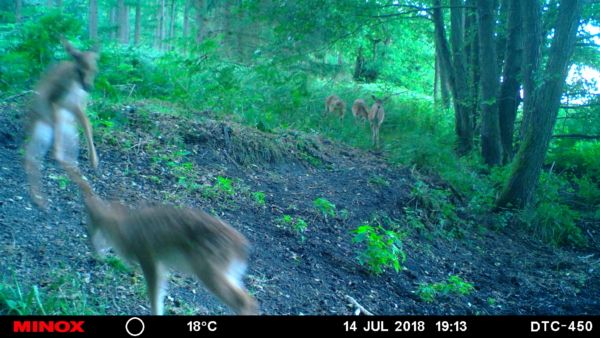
[225,259,248,289]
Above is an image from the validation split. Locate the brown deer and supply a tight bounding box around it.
[368,95,387,148]
[324,94,346,121]
[351,99,369,125]
[24,39,99,209]
[69,173,258,315]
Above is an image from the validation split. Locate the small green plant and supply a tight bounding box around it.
[105,256,130,273]
[368,175,390,187]
[416,275,475,303]
[0,272,99,315]
[279,214,309,240]
[313,197,336,218]
[215,176,235,195]
[352,224,406,275]
[252,191,266,206]
[49,174,69,190]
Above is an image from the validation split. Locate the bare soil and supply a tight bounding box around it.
[1,100,599,315]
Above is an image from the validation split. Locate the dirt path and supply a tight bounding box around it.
[1,101,599,315]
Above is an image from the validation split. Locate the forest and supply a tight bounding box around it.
[0,0,599,315]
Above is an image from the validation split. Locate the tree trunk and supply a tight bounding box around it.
[167,0,176,51]
[497,0,523,164]
[183,0,191,51]
[15,0,22,23]
[110,6,117,41]
[195,0,206,43]
[134,0,141,45]
[155,0,166,50]
[118,0,129,44]
[449,0,474,153]
[496,0,582,209]
[477,0,502,166]
[89,0,98,40]
[465,0,479,138]
[519,0,542,140]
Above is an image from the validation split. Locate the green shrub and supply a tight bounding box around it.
[313,197,336,218]
[352,224,406,275]
[417,275,475,303]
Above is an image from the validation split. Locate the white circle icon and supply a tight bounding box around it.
[125,317,145,337]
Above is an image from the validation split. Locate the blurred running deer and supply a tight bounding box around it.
[325,94,346,121]
[70,174,258,316]
[352,99,369,125]
[24,39,99,209]
[368,95,387,148]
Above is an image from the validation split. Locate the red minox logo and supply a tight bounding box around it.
[13,321,85,333]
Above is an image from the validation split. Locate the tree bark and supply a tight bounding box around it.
[496,0,582,209]
[519,0,542,140]
[477,0,502,166]
[110,6,117,41]
[118,0,129,44]
[449,0,474,153]
[167,0,176,50]
[15,0,22,23]
[183,0,191,51]
[155,0,166,50]
[497,0,523,164]
[89,0,98,40]
[134,0,141,45]
[465,0,479,139]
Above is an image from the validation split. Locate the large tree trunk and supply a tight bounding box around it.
[118,0,129,44]
[110,6,117,41]
[464,0,479,140]
[497,0,523,164]
[167,0,176,51]
[519,0,542,140]
[134,0,141,45]
[496,0,582,209]
[477,0,502,166]
[89,0,98,40]
[433,0,474,154]
[183,0,191,51]
[155,0,166,50]
[15,0,22,23]
[449,0,474,153]
[195,0,211,44]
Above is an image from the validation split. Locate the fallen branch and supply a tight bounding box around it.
[552,134,600,140]
[2,90,34,102]
[345,295,374,316]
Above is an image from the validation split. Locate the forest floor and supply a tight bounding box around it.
[1,98,599,315]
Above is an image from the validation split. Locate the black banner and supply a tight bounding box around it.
[0,316,597,337]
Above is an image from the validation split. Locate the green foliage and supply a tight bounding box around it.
[417,275,475,303]
[0,10,81,92]
[279,214,309,241]
[574,175,600,208]
[252,191,266,206]
[0,273,98,315]
[313,197,336,218]
[519,173,586,247]
[411,180,461,233]
[352,224,406,275]
[548,141,600,178]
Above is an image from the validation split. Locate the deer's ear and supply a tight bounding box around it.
[61,38,82,58]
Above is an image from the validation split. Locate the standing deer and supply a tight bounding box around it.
[368,95,387,148]
[325,94,346,121]
[24,39,99,209]
[69,173,258,316]
[352,99,369,125]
